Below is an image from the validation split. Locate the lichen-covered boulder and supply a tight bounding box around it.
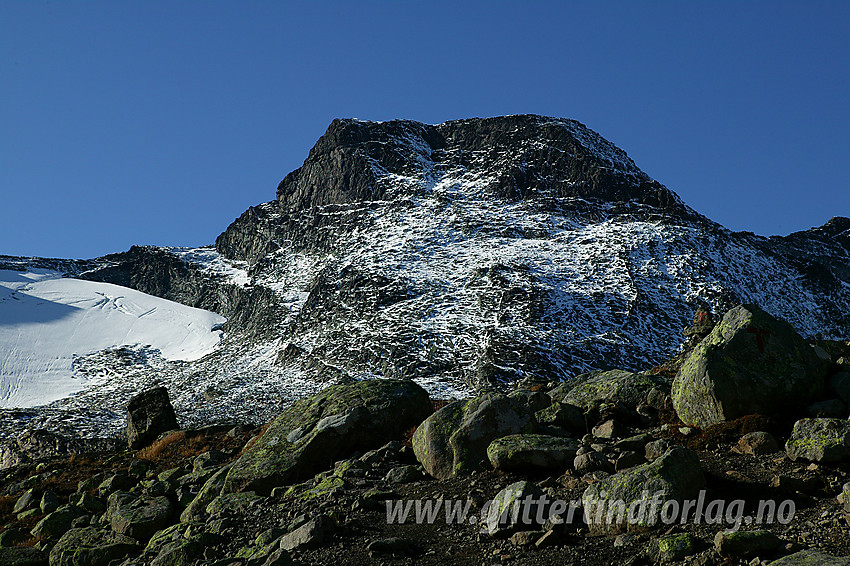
[205,492,264,516]
[126,386,179,449]
[582,447,704,534]
[149,538,203,566]
[487,434,579,471]
[713,529,781,559]
[535,401,586,433]
[223,379,431,494]
[106,492,174,542]
[178,464,231,523]
[0,547,48,566]
[483,481,544,537]
[785,418,850,462]
[551,370,670,417]
[49,527,140,566]
[30,504,86,542]
[672,305,828,427]
[768,550,850,566]
[412,393,534,480]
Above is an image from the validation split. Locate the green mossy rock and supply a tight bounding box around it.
[646,533,698,563]
[483,480,544,537]
[106,493,174,543]
[31,505,86,542]
[487,434,579,471]
[785,418,850,462]
[768,550,850,565]
[672,304,827,427]
[412,393,534,480]
[48,527,140,566]
[552,370,669,415]
[582,447,705,534]
[0,546,47,566]
[223,379,431,494]
[178,464,231,523]
[713,529,781,558]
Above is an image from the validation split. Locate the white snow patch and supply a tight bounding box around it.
[0,270,226,408]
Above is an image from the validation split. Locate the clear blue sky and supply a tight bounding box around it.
[2,1,848,259]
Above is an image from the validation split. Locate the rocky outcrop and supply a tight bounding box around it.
[672,304,828,427]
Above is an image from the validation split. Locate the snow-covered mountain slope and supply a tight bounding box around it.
[1,114,847,439]
[0,269,225,408]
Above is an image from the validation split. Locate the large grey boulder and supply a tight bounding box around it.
[0,547,48,566]
[179,464,231,522]
[483,480,545,537]
[487,434,579,471]
[785,418,850,462]
[30,505,86,542]
[49,527,140,566]
[412,392,534,480]
[106,492,175,542]
[551,370,669,418]
[672,305,828,427]
[126,387,179,449]
[223,379,432,494]
[582,447,704,534]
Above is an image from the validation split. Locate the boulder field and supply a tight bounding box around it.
[1,305,849,565]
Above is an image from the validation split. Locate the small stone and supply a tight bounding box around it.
[593,419,627,439]
[509,531,539,547]
[736,431,779,455]
[384,465,424,484]
[573,452,612,475]
[366,537,419,557]
[535,530,561,548]
[615,450,645,471]
[279,517,326,551]
[645,439,671,460]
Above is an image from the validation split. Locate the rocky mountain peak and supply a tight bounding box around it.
[274,115,693,219]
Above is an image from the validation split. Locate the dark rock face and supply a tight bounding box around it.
[126,387,179,449]
[275,116,689,216]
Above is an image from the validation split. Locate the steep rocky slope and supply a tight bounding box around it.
[1,115,848,437]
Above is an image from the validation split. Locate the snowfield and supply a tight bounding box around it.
[0,270,226,408]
